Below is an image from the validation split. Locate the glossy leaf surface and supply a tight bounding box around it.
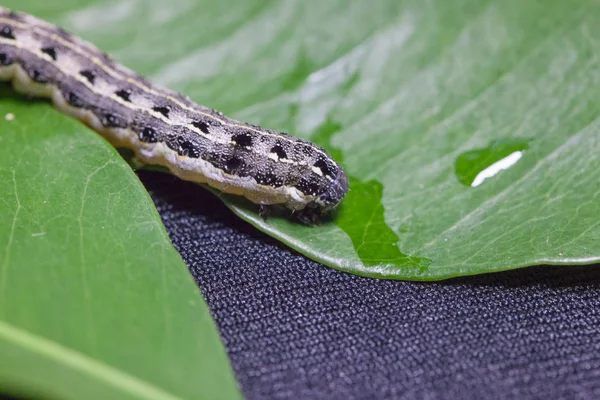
[3,1,600,286]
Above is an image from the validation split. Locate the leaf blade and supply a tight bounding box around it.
[0,92,240,398]
[5,0,600,287]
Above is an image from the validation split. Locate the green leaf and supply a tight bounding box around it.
[211,0,600,280]
[0,46,240,400]
[142,0,596,280]
[2,0,600,303]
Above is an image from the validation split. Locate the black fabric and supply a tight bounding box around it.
[139,170,600,400]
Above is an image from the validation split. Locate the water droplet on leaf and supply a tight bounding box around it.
[455,138,531,187]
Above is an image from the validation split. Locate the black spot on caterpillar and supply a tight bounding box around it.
[0,25,14,39]
[114,88,131,102]
[270,144,287,160]
[41,46,56,60]
[231,132,253,147]
[191,120,210,134]
[139,126,159,143]
[79,69,96,84]
[151,105,170,118]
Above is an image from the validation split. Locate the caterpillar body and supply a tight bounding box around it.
[0,7,348,222]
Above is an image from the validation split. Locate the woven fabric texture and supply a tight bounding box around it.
[139,170,600,400]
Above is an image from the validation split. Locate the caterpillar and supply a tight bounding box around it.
[0,7,348,223]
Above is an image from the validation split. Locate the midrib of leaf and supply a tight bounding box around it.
[0,170,20,300]
[0,320,184,400]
